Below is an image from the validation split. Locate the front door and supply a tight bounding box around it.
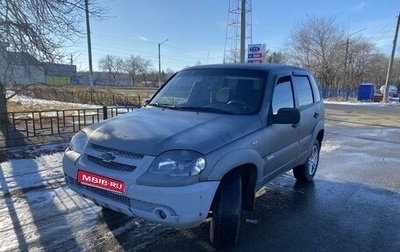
[263,75,299,182]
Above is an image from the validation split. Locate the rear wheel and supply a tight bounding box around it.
[210,170,242,247]
[293,140,320,182]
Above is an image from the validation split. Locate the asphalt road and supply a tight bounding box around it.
[1,102,399,252]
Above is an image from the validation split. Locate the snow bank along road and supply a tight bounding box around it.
[1,102,400,251]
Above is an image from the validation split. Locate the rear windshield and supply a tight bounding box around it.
[148,69,267,115]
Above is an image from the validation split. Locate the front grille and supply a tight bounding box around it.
[90,143,144,159]
[87,155,136,172]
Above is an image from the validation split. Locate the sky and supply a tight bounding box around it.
[67,0,400,72]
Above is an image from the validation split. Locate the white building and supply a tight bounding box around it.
[0,42,45,85]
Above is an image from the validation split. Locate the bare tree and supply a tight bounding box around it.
[266,50,287,64]
[363,52,391,88]
[0,0,107,124]
[164,68,176,79]
[224,49,240,63]
[346,37,378,88]
[285,16,346,89]
[390,58,400,88]
[98,55,124,82]
[285,15,391,94]
[123,55,152,86]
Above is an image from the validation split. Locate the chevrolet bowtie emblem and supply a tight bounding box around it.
[101,152,117,163]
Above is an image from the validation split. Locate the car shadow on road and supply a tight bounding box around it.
[101,207,173,251]
[0,163,29,250]
[2,157,80,250]
[0,128,33,250]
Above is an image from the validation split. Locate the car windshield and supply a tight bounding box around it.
[148,68,267,115]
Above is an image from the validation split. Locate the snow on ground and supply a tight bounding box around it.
[5,91,136,119]
[0,143,67,189]
[324,99,399,106]
[6,90,102,110]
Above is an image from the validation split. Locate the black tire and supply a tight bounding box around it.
[293,140,320,182]
[210,170,242,248]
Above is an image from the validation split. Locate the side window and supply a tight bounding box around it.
[293,76,313,108]
[309,75,321,102]
[272,76,294,114]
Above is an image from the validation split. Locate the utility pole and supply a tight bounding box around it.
[239,0,246,63]
[383,12,400,103]
[344,37,350,89]
[85,0,94,93]
[223,0,252,63]
[158,39,168,88]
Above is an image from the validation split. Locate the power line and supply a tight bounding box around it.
[369,18,397,43]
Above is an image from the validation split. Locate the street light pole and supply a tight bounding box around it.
[158,39,168,88]
[84,0,94,95]
[343,28,366,89]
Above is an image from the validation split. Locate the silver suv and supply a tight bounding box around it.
[63,63,324,247]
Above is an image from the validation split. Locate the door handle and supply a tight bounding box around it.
[292,122,301,129]
[313,112,319,119]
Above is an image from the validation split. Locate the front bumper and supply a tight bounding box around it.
[63,155,219,228]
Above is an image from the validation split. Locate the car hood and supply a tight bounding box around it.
[84,107,262,156]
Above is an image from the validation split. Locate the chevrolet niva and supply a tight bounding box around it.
[63,63,324,247]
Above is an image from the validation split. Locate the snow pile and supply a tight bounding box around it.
[6,90,101,110]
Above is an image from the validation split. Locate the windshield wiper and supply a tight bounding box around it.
[147,103,177,109]
[148,104,234,114]
[176,106,234,114]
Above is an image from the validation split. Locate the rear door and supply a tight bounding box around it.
[292,72,322,163]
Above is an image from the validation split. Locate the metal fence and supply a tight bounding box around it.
[0,106,138,147]
[321,88,358,100]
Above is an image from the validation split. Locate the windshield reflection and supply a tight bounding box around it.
[148,69,266,115]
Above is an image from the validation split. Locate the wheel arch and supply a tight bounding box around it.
[210,162,258,213]
[238,164,258,211]
[316,128,324,146]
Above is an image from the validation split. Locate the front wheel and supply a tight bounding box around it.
[210,170,242,247]
[293,140,320,182]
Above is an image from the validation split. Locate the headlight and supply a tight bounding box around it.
[149,150,206,177]
[69,131,88,154]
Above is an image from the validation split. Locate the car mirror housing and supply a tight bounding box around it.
[272,108,300,125]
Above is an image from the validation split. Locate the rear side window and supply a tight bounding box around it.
[309,75,322,102]
[272,76,294,114]
[293,76,313,108]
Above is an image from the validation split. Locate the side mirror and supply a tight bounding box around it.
[272,108,300,125]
